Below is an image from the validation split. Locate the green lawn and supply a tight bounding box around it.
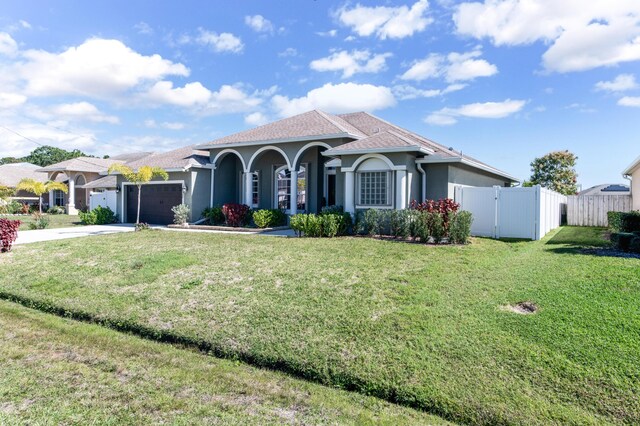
[0,300,445,425]
[1,214,83,230]
[1,227,638,425]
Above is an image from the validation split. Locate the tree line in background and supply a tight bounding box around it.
[0,145,101,167]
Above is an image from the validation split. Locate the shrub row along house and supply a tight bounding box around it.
[38,110,517,225]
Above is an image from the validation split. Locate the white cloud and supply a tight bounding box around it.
[401,49,497,82]
[18,38,189,98]
[337,0,432,40]
[316,29,338,37]
[272,82,396,117]
[200,84,272,115]
[0,92,27,108]
[52,101,119,124]
[310,49,392,78]
[454,0,640,73]
[393,83,466,100]
[245,15,274,34]
[618,96,640,107]
[145,81,212,107]
[278,47,297,57]
[143,119,184,130]
[0,32,18,56]
[0,122,97,157]
[244,111,269,126]
[425,99,526,125]
[595,74,638,92]
[196,29,244,53]
[134,21,153,35]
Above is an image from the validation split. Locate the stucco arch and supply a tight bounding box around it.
[247,145,292,171]
[212,149,247,172]
[345,153,398,172]
[292,141,332,171]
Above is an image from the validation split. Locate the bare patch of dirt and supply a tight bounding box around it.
[503,301,538,315]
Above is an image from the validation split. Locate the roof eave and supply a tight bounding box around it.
[323,146,433,156]
[197,132,359,150]
[416,156,519,182]
[622,154,640,176]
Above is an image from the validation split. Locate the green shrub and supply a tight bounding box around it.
[172,204,190,225]
[620,211,640,233]
[389,210,410,239]
[320,205,343,215]
[28,213,49,229]
[608,211,624,232]
[427,212,445,243]
[611,232,635,251]
[79,206,117,225]
[320,214,339,237]
[47,205,65,215]
[363,209,381,236]
[336,212,352,236]
[629,237,640,254]
[414,211,430,242]
[252,209,286,228]
[289,214,305,237]
[203,206,224,225]
[449,211,473,244]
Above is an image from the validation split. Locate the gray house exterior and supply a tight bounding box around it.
[36,110,517,224]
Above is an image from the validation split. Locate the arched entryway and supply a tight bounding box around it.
[74,174,87,210]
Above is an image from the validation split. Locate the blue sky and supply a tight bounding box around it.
[1,0,639,188]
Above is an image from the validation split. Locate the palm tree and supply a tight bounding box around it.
[108,164,168,224]
[16,179,68,213]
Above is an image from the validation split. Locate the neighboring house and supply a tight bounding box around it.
[578,184,630,196]
[38,152,152,214]
[0,162,50,205]
[623,155,640,210]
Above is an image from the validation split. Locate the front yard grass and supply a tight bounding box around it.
[0,300,445,425]
[0,226,638,425]
[1,214,83,230]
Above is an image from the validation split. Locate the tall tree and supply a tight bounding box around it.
[15,179,68,213]
[24,146,89,167]
[528,150,578,195]
[108,164,168,224]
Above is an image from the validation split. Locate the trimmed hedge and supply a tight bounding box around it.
[608,211,640,233]
[79,206,118,225]
[202,206,224,225]
[290,212,352,237]
[611,232,640,253]
[252,209,287,228]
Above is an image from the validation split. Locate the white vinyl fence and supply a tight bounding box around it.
[89,190,117,212]
[454,185,567,240]
[567,195,632,227]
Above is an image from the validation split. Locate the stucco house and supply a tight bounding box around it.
[0,162,50,205]
[36,110,518,224]
[623,155,640,210]
[39,152,151,214]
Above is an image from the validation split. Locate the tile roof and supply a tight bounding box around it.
[38,157,124,173]
[123,145,209,171]
[0,163,48,187]
[199,110,366,147]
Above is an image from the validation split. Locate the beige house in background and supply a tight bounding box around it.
[623,155,640,210]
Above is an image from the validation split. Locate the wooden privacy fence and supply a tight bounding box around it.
[567,195,632,226]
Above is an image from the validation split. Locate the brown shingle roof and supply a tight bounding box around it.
[199,110,365,147]
[325,130,432,153]
[0,163,48,187]
[38,157,124,173]
[124,145,209,171]
[79,175,117,189]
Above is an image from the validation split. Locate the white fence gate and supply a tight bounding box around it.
[454,185,567,240]
[567,195,632,227]
[89,190,117,212]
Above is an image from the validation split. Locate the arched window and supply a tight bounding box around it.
[274,164,307,212]
[356,157,391,207]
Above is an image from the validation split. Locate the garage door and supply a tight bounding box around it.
[126,184,182,225]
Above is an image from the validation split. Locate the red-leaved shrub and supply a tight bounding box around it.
[0,219,21,252]
[222,203,250,227]
[410,198,460,233]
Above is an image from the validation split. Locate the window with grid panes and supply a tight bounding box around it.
[358,171,389,206]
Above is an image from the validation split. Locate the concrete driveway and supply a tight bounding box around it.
[15,224,135,245]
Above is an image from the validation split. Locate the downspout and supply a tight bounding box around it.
[416,162,426,202]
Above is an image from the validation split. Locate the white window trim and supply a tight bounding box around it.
[356,170,394,209]
[251,171,260,208]
[273,163,308,213]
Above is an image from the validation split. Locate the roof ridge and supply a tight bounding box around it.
[385,129,421,146]
[314,110,354,135]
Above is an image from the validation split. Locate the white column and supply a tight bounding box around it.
[344,171,355,214]
[67,173,77,214]
[49,190,55,208]
[243,172,253,206]
[289,169,298,215]
[395,170,407,209]
[214,166,216,207]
